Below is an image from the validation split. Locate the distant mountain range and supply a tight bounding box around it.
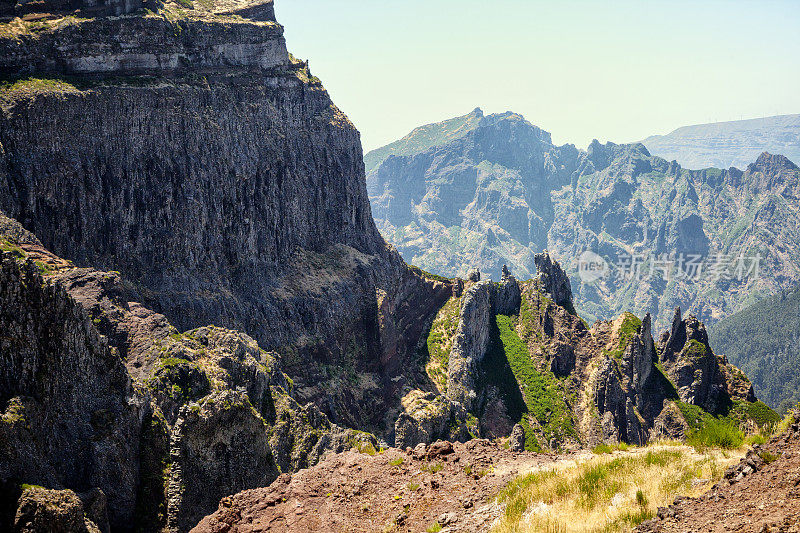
[709,287,800,412]
[366,108,800,329]
[642,114,800,170]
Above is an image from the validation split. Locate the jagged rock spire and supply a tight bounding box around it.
[534,251,573,310]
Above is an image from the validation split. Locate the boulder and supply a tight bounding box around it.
[509,424,526,452]
[13,487,101,533]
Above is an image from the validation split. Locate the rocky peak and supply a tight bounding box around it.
[534,251,573,311]
[446,280,492,411]
[658,307,740,414]
[749,151,799,174]
[624,313,656,393]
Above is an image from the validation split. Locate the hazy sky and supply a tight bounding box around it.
[276,0,800,153]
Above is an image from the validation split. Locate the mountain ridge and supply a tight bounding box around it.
[366,110,800,331]
[641,113,800,170]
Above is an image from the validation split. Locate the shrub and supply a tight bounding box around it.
[593,444,613,454]
[685,417,743,451]
[422,462,443,473]
[389,457,404,467]
[759,450,779,464]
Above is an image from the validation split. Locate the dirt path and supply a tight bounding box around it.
[191,439,570,533]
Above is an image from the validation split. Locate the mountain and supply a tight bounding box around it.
[0,1,450,530]
[0,2,782,531]
[642,114,800,170]
[194,253,776,533]
[363,107,485,173]
[366,109,800,329]
[709,288,800,413]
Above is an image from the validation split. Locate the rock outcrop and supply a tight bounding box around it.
[0,253,143,528]
[534,252,574,312]
[13,486,105,533]
[659,307,753,413]
[446,281,493,410]
[166,391,277,533]
[594,314,671,445]
[493,265,522,315]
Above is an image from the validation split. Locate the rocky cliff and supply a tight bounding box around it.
[0,211,383,532]
[400,252,772,452]
[0,0,453,438]
[0,1,451,531]
[366,109,800,330]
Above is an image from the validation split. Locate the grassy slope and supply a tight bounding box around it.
[364,108,483,172]
[493,444,739,533]
[482,314,577,451]
[423,296,461,393]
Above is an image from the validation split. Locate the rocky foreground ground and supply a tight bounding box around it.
[637,421,800,533]
[192,440,568,533]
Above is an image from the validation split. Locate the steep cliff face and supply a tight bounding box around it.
[0,0,448,440]
[0,1,451,530]
[0,212,380,532]
[0,252,144,528]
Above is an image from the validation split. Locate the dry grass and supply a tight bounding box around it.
[492,443,743,533]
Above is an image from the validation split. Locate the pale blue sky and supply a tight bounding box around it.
[276,0,800,152]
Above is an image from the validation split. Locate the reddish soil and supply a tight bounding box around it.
[192,439,566,533]
[637,423,800,533]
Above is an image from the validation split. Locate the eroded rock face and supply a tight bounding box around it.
[0,12,288,77]
[534,252,573,311]
[659,307,736,413]
[0,254,143,528]
[394,392,466,450]
[446,281,492,410]
[0,0,447,446]
[13,487,103,533]
[167,390,277,533]
[493,265,521,315]
[509,424,525,452]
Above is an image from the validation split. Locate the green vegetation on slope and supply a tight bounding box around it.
[676,399,780,451]
[482,314,577,451]
[709,288,800,413]
[603,312,642,360]
[364,108,483,172]
[422,296,461,392]
[407,263,451,283]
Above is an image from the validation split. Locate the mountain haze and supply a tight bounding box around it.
[642,114,800,170]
